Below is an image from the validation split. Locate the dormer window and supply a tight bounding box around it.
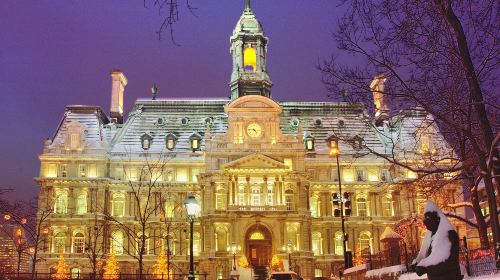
[204,117,213,127]
[190,133,202,152]
[290,118,299,128]
[141,134,153,150]
[181,117,190,126]
[338,120,345,128]
[304,133,315,151]
[165,133,177,150]
[352,136,363,150]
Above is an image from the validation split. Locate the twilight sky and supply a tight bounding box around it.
[0,1,349,200]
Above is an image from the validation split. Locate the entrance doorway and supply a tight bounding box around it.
[245,224,272,267]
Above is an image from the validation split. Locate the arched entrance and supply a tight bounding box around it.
[245,224,272,267]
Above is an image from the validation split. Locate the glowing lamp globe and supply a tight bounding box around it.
[184,193,200,219]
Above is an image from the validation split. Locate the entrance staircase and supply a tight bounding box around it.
[253,266,268,280]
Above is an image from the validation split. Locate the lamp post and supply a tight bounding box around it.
[328,136,350,269]
[230,242,241,279]
[184,193,200,280]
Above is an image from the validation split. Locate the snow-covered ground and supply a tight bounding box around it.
[399,272,500,279]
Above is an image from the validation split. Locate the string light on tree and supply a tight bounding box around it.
[53,254,70,280]
[103,252,119,280]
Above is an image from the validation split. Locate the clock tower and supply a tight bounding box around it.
[229,0,272,100]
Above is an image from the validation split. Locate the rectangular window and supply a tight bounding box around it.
[176,168,188,182]
[115,166,123,180]
[191,168,200,182]
[88,164,97,178]
[356,169,365,182]
[343,168,354,182]
[367,169,379,182]
[284,158,293,170]
[58,164,67,177]
[79,164,87,178]
[47,163,58,178]
[331,168,339,181]
[164,169,174,182]
[380,169,389,182]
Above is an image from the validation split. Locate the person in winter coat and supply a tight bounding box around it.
[411,200,463,280]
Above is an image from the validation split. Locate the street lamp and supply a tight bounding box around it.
[230,242,241,270]
[184,193,201,280]
[328,136,351,269]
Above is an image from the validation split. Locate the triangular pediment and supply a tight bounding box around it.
[222,154,289,170]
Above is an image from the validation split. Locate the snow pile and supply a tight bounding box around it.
[413,200,457,267]
[465,273,500,279]
[365,264,406,279]
[343,263,370,274]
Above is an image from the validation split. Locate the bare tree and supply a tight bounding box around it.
[1,199,53,279]
[83,210,108,279]
[105,152,173,279]
[144,0,198,45]
[319,0,499,261]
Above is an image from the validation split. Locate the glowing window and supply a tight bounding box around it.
[335,232,343,255]
[284,158,293,170]
[75,191,87,215]
[54,189,68,214]
[357,197,368,217]
[53,232,66,253]
[176,168,188,182]
[111,231,124,255]
[72,232,85,253]
[312,232,322,255]
[249,231,265,240]
[243,47,257,72]
[112,193,125,217]
[46,163,57,178]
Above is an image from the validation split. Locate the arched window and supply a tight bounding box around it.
[112,193,125,217]
[358,231,372,254]
[72,232,85,253]
[137,234,150,255]
[243,47,257,72]
[251,185,261,206]
[111,231,124,255]
[334,232,343,255]
[75,191,87,215]
[216,187,227,210]
[314,268,323,278]
[310,195,320,217]
[193,232,201,256]
[53,232,66,253]
[215,227,227,252]
[54,189,68,214]
[356,196,368,217]
[312,232,322,255]
[285,189,294,211]
[382,195,394,216]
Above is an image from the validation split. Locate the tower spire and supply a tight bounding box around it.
[245,0,251,11]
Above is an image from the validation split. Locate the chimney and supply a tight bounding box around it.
[109,69,128,124]
[370,73,389,126]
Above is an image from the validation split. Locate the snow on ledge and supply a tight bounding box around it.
[399,272,427,280]
[365,264,406,278]
[343,264,370,274]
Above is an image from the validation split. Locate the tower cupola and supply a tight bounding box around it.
[229,0,272,100]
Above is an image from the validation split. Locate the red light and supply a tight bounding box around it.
[21,218,27,225]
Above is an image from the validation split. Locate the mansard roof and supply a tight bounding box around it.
[50,105,110,150]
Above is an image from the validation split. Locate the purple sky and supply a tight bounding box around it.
[0,1,347,200]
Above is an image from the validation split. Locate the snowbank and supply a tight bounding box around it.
[343,263,370,274]
[365,264,406,278]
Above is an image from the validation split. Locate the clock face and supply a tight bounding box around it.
[246,122,262,138]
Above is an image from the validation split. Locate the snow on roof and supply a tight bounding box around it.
[380,226,403,241]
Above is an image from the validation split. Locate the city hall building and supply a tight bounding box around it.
[35,1,464,279]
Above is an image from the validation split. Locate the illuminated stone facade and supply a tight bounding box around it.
[35,2,464,279]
